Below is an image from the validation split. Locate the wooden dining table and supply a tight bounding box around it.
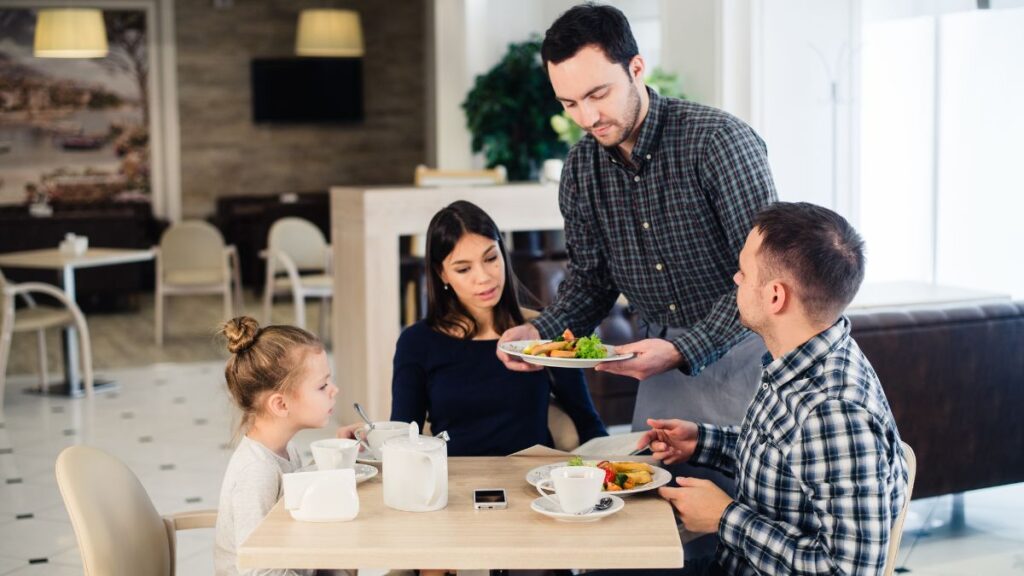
[239,455,685,572]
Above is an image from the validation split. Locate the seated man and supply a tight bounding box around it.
[632,202,909,575]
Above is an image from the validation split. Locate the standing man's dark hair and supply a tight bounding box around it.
[541,2,638,73]
[753,201,866,322]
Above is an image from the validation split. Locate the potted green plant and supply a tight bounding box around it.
[462,38,567,181]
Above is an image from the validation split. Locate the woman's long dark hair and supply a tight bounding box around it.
[424,200,525,339]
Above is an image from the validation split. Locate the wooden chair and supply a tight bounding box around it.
[884,441,917,576]
[0,268,93,407]
[56,445,217,576]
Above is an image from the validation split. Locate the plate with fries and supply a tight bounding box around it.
[500,329,632,369]
[525,459,672,496]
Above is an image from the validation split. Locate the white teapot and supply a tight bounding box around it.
[382,421,448,512]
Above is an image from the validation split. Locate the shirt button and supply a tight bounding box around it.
[655,263,663,271]
[633,175,640,183]
[762,383,769,390]
[642,222,650,229]
[669,304,677,312]
[646,154,652,160]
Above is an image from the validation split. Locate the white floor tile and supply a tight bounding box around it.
[0,518,77,561]
[3,561,88,575]
[0,556,24,576]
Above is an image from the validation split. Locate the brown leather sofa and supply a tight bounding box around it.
[847,301,1024,499]
[516,255,1024,498]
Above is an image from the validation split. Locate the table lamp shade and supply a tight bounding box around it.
[34,9,109,58]
[295,9,364,57]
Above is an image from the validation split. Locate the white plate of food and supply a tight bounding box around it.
[525,458,671,496]
[499,329,632,369]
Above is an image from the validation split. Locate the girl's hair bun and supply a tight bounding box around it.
[223,316,261,354]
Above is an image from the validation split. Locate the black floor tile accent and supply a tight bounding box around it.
[173,397,186,404]
[121,411,135,419]
[139,436,153,443]
[62,429,75,436]
[16,513,34,520]
[0,448,13,455]
[186,496,202,504]
[5,478,23,485]
[160,463,176,471]
[28,558,48,564]
[50,406,64,414]
[194,418,208,426]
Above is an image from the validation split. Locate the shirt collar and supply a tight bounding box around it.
[602,86,665,168]
[761,317,851,388]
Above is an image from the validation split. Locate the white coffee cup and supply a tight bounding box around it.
[310,438,359,471]
[356,421,410,459]
[536,466,604,514]
[282,468,359,522]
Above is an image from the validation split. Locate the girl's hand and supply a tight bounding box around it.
[335,422,363,439]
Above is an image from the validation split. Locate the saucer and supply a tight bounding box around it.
[354,463,378,484]
[356,452,382,466]
[530,494,624,522]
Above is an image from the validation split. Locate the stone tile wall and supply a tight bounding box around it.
[176,0,427,218]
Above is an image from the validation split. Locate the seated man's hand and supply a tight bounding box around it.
[594,338,683,380]
[659,477,733,535]
[335,423,363,439]
[497,323,544,372]
[638,418,699,464]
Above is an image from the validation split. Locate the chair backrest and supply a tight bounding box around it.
[56,445,173,576]
[414,164,507,187]
[159,220,227,275]
[267,217,328,271]
[884,441,917,576]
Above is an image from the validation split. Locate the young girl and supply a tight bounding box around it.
[214,316,359,576]
[391,200,607,455]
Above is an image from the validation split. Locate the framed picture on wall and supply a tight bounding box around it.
[0,1,179,218]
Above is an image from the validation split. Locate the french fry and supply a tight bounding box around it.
[549,349,576,358]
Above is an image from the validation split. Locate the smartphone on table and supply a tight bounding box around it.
[473,488,508,510]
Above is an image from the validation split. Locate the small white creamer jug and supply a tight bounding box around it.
[382,421,448,512]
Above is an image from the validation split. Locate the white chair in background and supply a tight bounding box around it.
[0,268,93,408]
[56,445,217,576]
[154,220,241,345]
[261,217,332,339]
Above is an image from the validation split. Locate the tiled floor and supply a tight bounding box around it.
[1,296,1022,574]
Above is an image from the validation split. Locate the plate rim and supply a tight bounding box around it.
[525,461,671,496]
[498,340,633,366]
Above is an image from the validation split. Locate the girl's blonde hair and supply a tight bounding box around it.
[221,316,323,429]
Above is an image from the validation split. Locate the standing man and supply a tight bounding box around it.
[498,4,777,442]
[622,202,909,576]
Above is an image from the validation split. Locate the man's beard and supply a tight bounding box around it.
[593,83,642,148]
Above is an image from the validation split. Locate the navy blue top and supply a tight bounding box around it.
[391,321,608,456]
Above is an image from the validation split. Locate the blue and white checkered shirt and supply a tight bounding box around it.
[531,89,777,374]
[692,317,908,575]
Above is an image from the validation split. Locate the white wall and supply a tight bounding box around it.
[753,0,860,214]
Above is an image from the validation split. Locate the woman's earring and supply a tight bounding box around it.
[444,284,450,291]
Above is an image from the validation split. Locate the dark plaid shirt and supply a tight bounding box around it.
[532,89,777,374]
[694,318,908,576]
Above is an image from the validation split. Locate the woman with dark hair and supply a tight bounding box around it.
[390,200,607,456]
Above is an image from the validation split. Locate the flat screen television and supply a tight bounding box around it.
[251,57,363,124]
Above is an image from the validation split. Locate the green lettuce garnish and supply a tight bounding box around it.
[567,455,584,466]
[574,334,608,359]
